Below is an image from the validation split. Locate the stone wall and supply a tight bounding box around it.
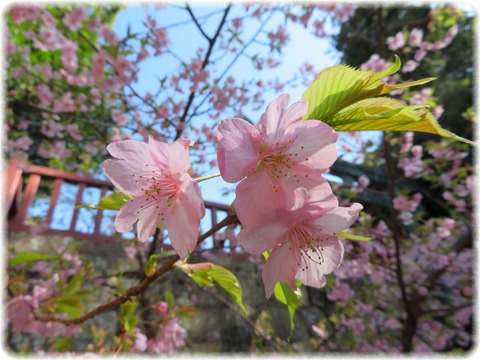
[7,232,327,353]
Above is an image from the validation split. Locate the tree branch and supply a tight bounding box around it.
[174,4,232,140]
[34,213,238,325]
[185,3,211,42]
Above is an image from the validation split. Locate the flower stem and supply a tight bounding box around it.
[194,172,222,182]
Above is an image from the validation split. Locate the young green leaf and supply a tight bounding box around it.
[301,56,472,144]
[9,251,56,267]
[273,282,303,340]
[76,191,133,211]
[175,261,247,315]
[336,231,372,241]
[144,254,161,277]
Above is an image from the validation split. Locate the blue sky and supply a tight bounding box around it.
[112,4,341,204]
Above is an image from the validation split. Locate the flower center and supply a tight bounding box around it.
[258,140,303,186]
[132,164,180,211]
[288,223,334,271]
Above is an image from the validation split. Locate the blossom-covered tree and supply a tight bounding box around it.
[5,2,474,356]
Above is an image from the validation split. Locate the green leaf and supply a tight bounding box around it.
[329,98,474,144]
[120,300,138,334]
[77,191,133,211]
[144,254,160,277]
[63,269,84,296]
[208,265,247,315]
[301,56,472,144]
[165,289,175,309]
[10,251,55,267]
[336,231,372,241]
[176,262,247,315]
[55,296,83,319]
[273,282,302,340]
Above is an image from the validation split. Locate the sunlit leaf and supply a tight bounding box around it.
[10,251,56,267]
[76,191,133,211]
[55,296,83,319]
[336,231,372,241]
[144,254,160,277]
[63,269,84,296]
[301,55,472,144]
[175,261,247,315]
[120,300,138,334]
[273,281,302,340]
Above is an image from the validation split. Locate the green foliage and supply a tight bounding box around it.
[120,300,138,335]
[77,191,133,211]
[144,254,161,277]
[9,251,56,267]
[175,261,247,315]
[262,251,303,339]
[273,282,302,340]
[302,56,472,144]
[336,231,372,241]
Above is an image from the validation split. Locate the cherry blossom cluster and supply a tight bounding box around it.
[216,93,362,297]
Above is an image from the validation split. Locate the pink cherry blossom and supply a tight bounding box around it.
[103,137,205,259]
[63,7,88,31]
[216,93,338,227]
[153,301,169,316]
[408,28,423,48]
[238,187,362,297]
[414,48,427,62]
[402,60,419,73]
[147,317,187,354]
[358,175,370,187]
[386,31,406,51]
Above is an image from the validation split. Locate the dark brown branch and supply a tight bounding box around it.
[34,213,238,325]
[185,3,211,42]
[174,4,232,140]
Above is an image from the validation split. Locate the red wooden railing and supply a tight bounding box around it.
[5,160,232,246]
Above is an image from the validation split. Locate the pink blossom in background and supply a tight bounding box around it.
[53,92,76,112]
[153,301,169,316]
[10,6,41,24]
[402,60,419,73]
[217,93,338,227]
[358,175,370,187]
[414,48,427,62]
[61,40,78,71]
[103,137,205,258]
[63,7,88,31]
[386,31,406,51]
[99,24,119,45]
[408,28,423,47]
[147,318,187,354]
[132,328,148,352]
[432,105,444,119]
[238,187,362,297]
[360,54,389,73]
[111,109,129,126]
[268,26,289,47]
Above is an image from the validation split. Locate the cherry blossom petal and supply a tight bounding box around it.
[287,121,338,171]
[148,137,192,174]
[314,203,363,234]
[104,141,156,195]
[177,172,205,219]
[237,222,288,254]
[136,201,164,242]
[115,196,143,232]
[166,198,200,259]
[216,118,262,183]
[234,172,286,228]
[260,93,290,141]
[296,236,344,288]
[263,243,301,298]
